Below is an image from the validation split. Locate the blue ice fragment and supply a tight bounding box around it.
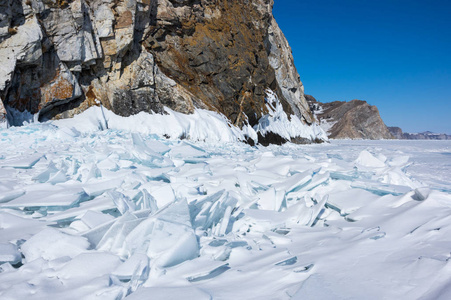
[275,256,298,266]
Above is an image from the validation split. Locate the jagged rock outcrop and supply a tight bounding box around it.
[0,0,317,142]
[388,126,403,139]
[0,99,6,127]
[307,95,393,139]
[388,127,451,140]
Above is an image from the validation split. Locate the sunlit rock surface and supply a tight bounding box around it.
[0,0,319,143]
[307,95,394,140]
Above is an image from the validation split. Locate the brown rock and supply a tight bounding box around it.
[115,11,133,29]
[0,99,6,125]
[388,127,403,139]
[0,0,321,143]
[308,97,394,139]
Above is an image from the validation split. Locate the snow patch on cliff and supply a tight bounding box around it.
[255,90,327,142]
[52,91,327,144]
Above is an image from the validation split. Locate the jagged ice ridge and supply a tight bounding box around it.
[0,112,451,299]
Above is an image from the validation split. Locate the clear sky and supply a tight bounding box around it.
[273,0,451,134]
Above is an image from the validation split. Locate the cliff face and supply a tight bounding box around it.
[0,0,315,140]
[388,127,403,139]
[307,95,393,140]
[0,99,5,127]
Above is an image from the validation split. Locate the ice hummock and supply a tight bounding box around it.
[0,114,450,299]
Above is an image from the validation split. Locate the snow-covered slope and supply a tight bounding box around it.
[0,118,450,299]
[44,92,328,145]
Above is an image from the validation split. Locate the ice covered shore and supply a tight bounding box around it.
[0,109,450,299]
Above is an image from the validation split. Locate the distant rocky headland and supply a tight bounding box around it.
[388,127,451,140]
[306,95,393,140]
[306,94,450,141]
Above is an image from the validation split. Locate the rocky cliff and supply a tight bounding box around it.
[388,127,451,140]
[0,99,6,127]
[0,0,318,143]
[307,95,393,139]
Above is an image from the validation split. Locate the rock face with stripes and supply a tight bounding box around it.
[0,0,316,141]
[307,95,394,140]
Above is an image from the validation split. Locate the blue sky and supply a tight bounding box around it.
[273,0,451,134]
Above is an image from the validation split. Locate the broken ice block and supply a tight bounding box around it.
[96,212,142,255]
[122,200,199,267]
[257,188,287,212]
[355,150,386,168]
[107,191,136,215]
[82,178,124,197]
[351,180,411,196]
[80,210,115,229]
[234,209,287,233]
[82,218,117,247]
[272,171,312,193]
[169,142,207,159]
[413,187,431,201]
[130,133,173,167]
[301,172,330,191]
[217,206,233,236]
[21,228,90,261]
[97,157,119,171]
[76,163,102,183]
[134,189,159,212]
[1,184,83,208]
[58,252,122,282]
[0,243,21,265]
[44,193,116,222]
[112,253,149,281]
[147,184,176,208]
[187,263,231,282]
[275,256,298,266]
[387,155,410,167]
[145,140,170,154]
[32,162,58,183]
[156,231,199,268]
[191,190,238,234]
[0,154,43,169]
[47,170,68,184]
[0,189,25,204]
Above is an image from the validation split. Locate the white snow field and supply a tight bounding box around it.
[0,108,451,300]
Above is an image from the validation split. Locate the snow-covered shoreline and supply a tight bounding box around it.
[3,90,328,145]
[0,119,450,299]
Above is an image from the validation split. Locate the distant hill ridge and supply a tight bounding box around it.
[306,94,450,140]
[306,95,393,140]
[388,127,451,140]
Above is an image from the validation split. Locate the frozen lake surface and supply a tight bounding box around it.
[308,139,451,193]
[0,114,450,299]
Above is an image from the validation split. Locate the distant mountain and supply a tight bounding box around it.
[388,127,451,140]
[306,95,393,139]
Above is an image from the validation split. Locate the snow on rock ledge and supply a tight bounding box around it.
[254,90,327,145]
[52,91,328,145]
